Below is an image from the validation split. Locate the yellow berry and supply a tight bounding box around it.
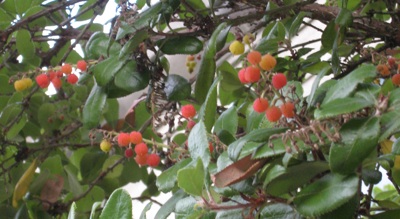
[243,34,254,45]
[100,139,112,152]
[229,40,245,55]
[22,78,33,89]
[14,80,26,92]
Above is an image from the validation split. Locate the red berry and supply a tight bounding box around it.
[117,132,130,147]
[377,64,390,76]
[51,77,62,89]
[253,98,269,113]
[135,154,148,166]
[76,60,87,71]
[48,71,57,80]
[147,153,160,167]
[181,104,196,119]
[272,73,287,90]
[35,74,50,88]
[67,74,78,84]
[392,74,400,86]
[280,102,295,118]
[238,68,248,84]
[388,57,396,68]
[247,51,262,65]
[125,148,134,158]
[187,120,196,130]
[244,66,261,83]
[209,142,214,154]
[134,143,148,156]
[130,131,143,144]
[56,71,64,78]
[61,63,72,74]
[266,106,282,122]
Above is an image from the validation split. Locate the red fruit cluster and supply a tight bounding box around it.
[181,104,196,119]
[118,131,143,147]
[252,97,296,122]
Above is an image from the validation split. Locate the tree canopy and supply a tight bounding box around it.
[2,0,400,218]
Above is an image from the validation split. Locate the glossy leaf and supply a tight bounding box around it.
[99,188,132,219]
[294,173,358,217]
[330,118,380,174]
[214,105,238,137]
[199,76,220,132]
[156,158,192,192]
[260,203,301,219]
[85,32,121,59]
[314,96,374,119]
[306,62,331,109]
[159,36,203,54]
[113,61,150,93]
[188,121,210,168]
[67,202,77,219]
[119,30,149,59]
[177,159,204,196]
[83,84,107,128]
[93,56,127,87]
[163,74,191,101]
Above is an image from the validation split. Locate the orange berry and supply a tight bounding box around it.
[76,60,87,71]
[280,102,295,118]
[125,148,134,158]
[134,142,148,156]
[61,63,73,74]
[244,66,261,83]
[253,98,269,113]
[266,106,282,122]
[51,77,62,89]
[392,74,400,86]
[67,74,78,84]
[238,68,248,84]
[135,154,148,166]
[130,131,143,144]
[147,153,161,167]
[181,104,196,119]
[272,73,287,90]
[186,55,195,62]
[377,64,390,76]
[117,132,130,147]
[35,74,50,88]
[247,51,262,65]
[259,54,277,71]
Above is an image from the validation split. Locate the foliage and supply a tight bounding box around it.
[2,0,400,218]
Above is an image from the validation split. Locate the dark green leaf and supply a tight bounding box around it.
[320,194,358,219]
[188,121,210,168]
[132,2,162,30]
[76,186,105,212]
[6,113,27,139]
[314,96,374,119]
[177,159,204,196]
[103,99,119,128]
[330,117,380,174]
[85,32,121,59]
[288,12,307,39]
[83,84,107,128]
[93,56,127,86]
[16,30,35,58]
[119,30,149,59]
[321,21,336,49]
[335,8,353,27]
[163,74,191,101]
[371,209,400,219]
[156,158,192,192]
[294,173,358,217]
[306,62,331,109]
[218,61,243,92]
[214,106,238,137]
[198,76,220,132]
[113,61,150,93]
[392,137,400,155]
[159,36,203,55]
[362,169,382,185]
[99,188,132,219]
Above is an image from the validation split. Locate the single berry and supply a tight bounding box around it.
[117,132,130,147]
[266,106,282,122]
[56,71,63,78]
[181,104,196,119]
[209,142,214,154]
[48,71,57,80]
[244,66,261,83]
[272,73,287,90]
[59,114,64,120]
[388,57,396,68]
[36,74,50,88]
[253,98,269,113]
[147,153,161,167]
[259,54,277,71]
[135,154,148,166]
[130,131,143,144]
[229,40,245,55]
[22,78,33,88]
[186,55,195,62]
[134,143,148,156]
[125,148,134,158]
[376,64,390,76]
[61,63,73,74]
[76,60,87,71]
[280,102,295,118]
[392,74,400,86]
[243,34,254,45]
[100,139,112,153]
[67,74,78,84]
[187,120,196,130]
[238,68,249,84]
[52,77,62,89]
[14,80,26,92]
[247,51,262,65]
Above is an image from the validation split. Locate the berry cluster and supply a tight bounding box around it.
[116,131,160,168]
[186,55,197,73]
[14,78,33,92]
[376,57,400,86]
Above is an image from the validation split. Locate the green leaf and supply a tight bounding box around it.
[188,121,210,168]
[103,99,119,128]
[85,32,121,59]
[320,194,358,219]
[392,137,400,155]
[264,161,330,196]
[64,166,83,196]
[314,97,374,119]
[260,203,301,219]
[177,159,204,197]
[89,202,102,219]
[195,22,228,103]
[119,30,149,59]
[83,84,107,128]
[76,186,105,212]
[163,74,191,101]
[288,12,307,39]
[67,202,77,219]
[16,30,35,58]
[323,64,376,104]
[199,76,220,132]
[15,0,31,15]
[330,117,380,174]
[228,128,287,160]
[156,158,192,192]
[159,36,203,54]
[371,209,400,219]
[23,6,48,28]
[294,173,359,217]
[93,56,127,87]
[113,60,150,93]
[214,106,238,137]
[139,202,152,219]
[99,188,132,219]
[335,8,353,27]
[155,190,187,219]
[306,62,331,108]
[132,2,162,30]
[380,111,400,142]
[218,61,243,92]
[6,113,27,139]
[102,155,124,179]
